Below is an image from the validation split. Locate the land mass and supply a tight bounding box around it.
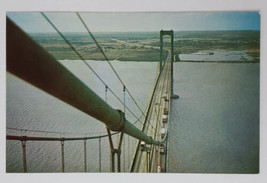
[30,31,260,62]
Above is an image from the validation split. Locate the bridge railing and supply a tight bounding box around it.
[7,125,144,173]
[130,55,171,172]
[7,133,108,172]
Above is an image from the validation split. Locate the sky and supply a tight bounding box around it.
[7,12,260,33]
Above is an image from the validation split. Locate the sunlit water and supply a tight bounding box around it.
[6,60,158,172]
[179,50,253,61]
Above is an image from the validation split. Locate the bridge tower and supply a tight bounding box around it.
[160,30,179,99]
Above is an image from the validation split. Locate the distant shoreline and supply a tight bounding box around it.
[30,31,259,62]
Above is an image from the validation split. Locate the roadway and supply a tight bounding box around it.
[132,58,171,173]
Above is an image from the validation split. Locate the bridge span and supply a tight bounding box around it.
[6,13,259,174]
[6,16,176,173]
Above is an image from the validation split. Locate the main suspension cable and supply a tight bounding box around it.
[76,13,147,118]
[40,12,144,126]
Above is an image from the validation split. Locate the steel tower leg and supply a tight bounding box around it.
[107,129,124,172]
[160,30,163,73]
[159,30,179,99]
[170,30,179,99]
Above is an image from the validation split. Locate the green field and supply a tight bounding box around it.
[30,30,260,62]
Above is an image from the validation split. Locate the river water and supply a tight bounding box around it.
[7,58,259,173]
[179,50,254,61]
[168,62,259,173]
[6,60,158,172]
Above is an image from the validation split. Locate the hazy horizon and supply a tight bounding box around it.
[25,30,260,34]
[7,12,260,33]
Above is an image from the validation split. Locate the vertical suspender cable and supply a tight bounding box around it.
[61,140,65,172]
[99,138,102,172]
[84,139,87,172]
[21,140,27,173]
[98,137,101,172]
[123,85,126,172]
[105,85,108,103]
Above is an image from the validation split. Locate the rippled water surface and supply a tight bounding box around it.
[6,60,158,172]
[179,50,253,61]
[168,62,259,173]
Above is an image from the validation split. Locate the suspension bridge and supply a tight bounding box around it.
[6,13,259,174]
[6,13,178,173]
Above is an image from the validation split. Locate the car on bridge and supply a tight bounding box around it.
[162,114,168,123]
[160,128,167,139]
[163,107,168,115]
[160,144,166,154]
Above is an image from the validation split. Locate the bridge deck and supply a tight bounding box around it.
[132,60,171,172]
[168,62,259,173]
